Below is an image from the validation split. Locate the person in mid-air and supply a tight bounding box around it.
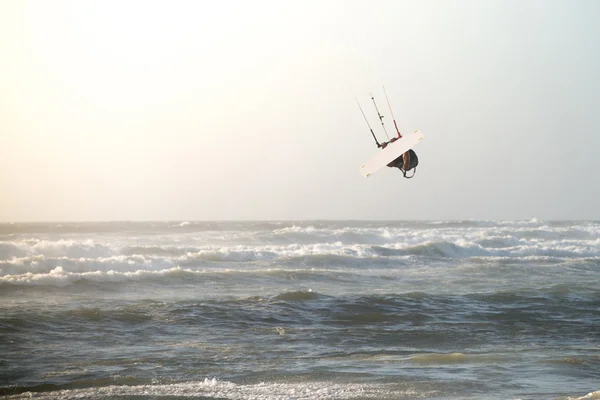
[380,137,419,178]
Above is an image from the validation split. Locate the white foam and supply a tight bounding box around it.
[0,254,174,277]
[2,222,599,280]
[0,266,192,286]
[0,263,437,287]
[7,378,432,400]
[273,225,317,234]
[570,391,600,400]
[0,238,114,260]
[2,234,600,284]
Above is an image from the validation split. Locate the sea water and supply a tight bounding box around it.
[1,220,599,399]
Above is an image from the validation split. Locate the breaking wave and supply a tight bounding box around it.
[0,378,419,399]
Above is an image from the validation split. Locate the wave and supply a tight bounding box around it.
[0,378,418,399]
[567,391,600,400]
[408,352,468,364]
[2,221,600,265]
[0,266,354,288]
[0,242,29,259]
[407,352,510,365]
[0,266,194,287]
[0,239,114,260]
[545,356,600,367]
[273,290,321,302]
[0,265,387,289]
[121,245,200,256]
[3,239,599,271]
[8,288,597,327]
[4,374,594,400]
[0,254,174,277]
[269,225,404,245]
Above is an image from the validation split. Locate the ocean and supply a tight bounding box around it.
[0,220,599,400]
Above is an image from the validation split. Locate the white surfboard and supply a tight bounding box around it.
[360,129,424,177]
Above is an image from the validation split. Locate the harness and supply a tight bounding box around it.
[400,149,418,179]
[400,167,417,179]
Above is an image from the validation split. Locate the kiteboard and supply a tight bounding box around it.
[360,129,424,177]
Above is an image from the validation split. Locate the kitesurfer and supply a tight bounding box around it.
[356,90,421,178]
[380,137,418,177]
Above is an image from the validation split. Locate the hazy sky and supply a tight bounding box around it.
[1,0,599,221]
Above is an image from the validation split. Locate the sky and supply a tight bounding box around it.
[1,0,599,221]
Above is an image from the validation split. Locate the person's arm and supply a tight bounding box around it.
[381,137,399,149]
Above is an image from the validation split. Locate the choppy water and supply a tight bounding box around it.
[1,220,599,399]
